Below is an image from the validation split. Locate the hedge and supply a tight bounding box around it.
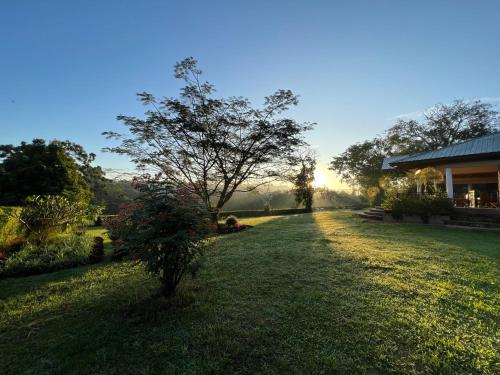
[219,208,308,219]
[385,194,454,222]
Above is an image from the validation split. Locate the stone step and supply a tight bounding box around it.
[355,212,383,221]
[444,220,500,229]
[450,215,500,224]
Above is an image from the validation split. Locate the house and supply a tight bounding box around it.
[382,132,500,208]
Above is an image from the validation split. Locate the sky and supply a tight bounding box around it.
[1,0,499,189]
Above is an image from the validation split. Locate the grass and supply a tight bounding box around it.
[0,211,498,374]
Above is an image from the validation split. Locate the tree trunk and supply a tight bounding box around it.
[160,282,177,298]
[210,209,219,224]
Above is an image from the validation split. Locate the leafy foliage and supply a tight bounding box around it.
[384,193,454,221]
[0,234,94,278]
[0,207,24,247]
[19,195,91,243]
[107,180,212,296]
[329,138,389,190]
[104,57,313,218]
[291,155,316,212]
[0,139,94,205]
[386,100,500,154]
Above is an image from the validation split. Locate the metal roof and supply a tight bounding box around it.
[382,132,500,170]
[382,155,410,170]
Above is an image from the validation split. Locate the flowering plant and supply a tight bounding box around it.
[107,180,211,297]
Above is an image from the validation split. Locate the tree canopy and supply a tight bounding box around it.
[330,138,389,189]
[104,57,313,217]
[386,100,500,155]
[0,139,97,205]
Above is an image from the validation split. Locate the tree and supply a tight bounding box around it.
[56,140,108,204]
[329,138,389,190]
[107,179,211,297]
[291,155,316,212]
[0,139,92,205]
[104,57,312,221]
[386,100,500,154]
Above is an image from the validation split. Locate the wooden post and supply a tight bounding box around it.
[497,166,500,205]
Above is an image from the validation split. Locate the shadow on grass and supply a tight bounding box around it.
[340,211,500,260]
[0,212,498,374]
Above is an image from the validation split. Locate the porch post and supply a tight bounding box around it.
[497,166,500,204]
[445,167,454,199]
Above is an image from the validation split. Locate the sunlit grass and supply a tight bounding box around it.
[0,211,498,374]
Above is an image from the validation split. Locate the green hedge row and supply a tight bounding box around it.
[219,208,308,219]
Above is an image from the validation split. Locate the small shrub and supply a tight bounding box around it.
[216,223,253,234]
[0,234,94,278]
[385,193,454,222]
[89,236,104,263]
[95,216,103,226]
[225,215,239,227]
[108,182,212,297]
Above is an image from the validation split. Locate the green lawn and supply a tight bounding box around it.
[0,211,498,374]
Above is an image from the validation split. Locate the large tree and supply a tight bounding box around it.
[386,100,500,154]
[329,138,389,190]
[104,58,312,219]
[0,139,93,205]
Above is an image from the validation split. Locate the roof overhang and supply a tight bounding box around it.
[390,152,500,171]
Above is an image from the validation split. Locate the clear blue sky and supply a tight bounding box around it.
[1,0,499,185]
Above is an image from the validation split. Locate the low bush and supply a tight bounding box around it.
[89,236,104,264]
[225,215,239,227]
[108,182,212,297]
[216,223,253,234]
[0,234,94,278]
[20,195,89,243]
[385,193,454,222]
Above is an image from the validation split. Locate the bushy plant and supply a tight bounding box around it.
[225,215,239,227]
[0,207,24,249]
[19,195,89,243]
[107,181,212,297]
[0,234,94,277]
[387,193,454,222]
[89,236,104,264]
